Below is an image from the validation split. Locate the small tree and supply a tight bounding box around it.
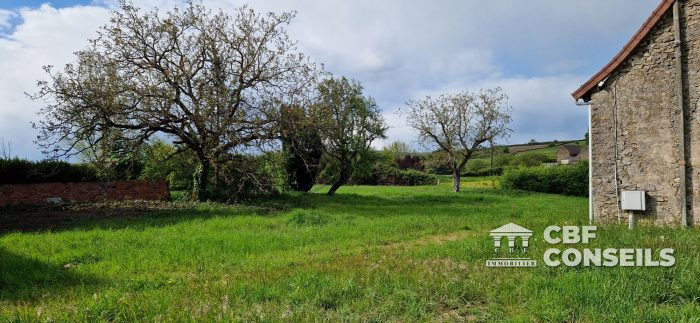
[0,137,12,160]
[312,77,387,195]
[382,141,414,160]
[30,1,318,200]
[403,88,511,192]
[280,105,323,192]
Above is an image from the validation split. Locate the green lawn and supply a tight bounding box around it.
[1,181,698,321]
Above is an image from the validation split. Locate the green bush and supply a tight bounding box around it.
[509,153,554,167]
[376,166,438,186]
[423,151,452,175]
[140,140,197,190]
[209,152,288,201]
[0,158,98,185]
[501,162,588,197]
[318,152,437,186]
[463,166,504,177]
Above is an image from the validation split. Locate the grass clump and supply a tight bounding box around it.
[287,209,330,226]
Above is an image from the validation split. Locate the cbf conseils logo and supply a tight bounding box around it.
[486,223,537,267]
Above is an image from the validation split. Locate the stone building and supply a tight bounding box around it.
[557,145,582,164]
[572,0,700,226]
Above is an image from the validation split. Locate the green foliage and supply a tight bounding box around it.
[318,149,436,186]
[312,77,387,194]
[140,140,197,190]
[381,167,438,186]
[494,154,513,167]
[0,158,98,184]
[381,141,414,160]
[77,129,146,181]
[465,159,488,173]
[423,151,453,175]
[507,152,553,167]
[2,185,698,321]
[280,105,324,192]
[463,166,504,177]
[210,152,288,201]
[287,209,329,226]
[501,162,589,196]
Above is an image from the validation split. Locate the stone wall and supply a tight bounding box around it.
[0,180,169,206]
[590,0,700,226]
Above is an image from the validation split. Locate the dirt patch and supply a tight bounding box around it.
[0,200,178,234]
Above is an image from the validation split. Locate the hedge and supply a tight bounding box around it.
[0,159,98,185]
[501,162,588,197]
[463,167,504,177]
[375,167,438,186]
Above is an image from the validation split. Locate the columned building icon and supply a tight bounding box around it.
[489,223,533,253]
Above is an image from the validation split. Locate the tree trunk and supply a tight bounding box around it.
[452,169,461,193]
[191,159,210,201]
[327,167,350,196]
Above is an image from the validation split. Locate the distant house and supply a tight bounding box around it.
[578,148,589,162]
[557,145,581,164]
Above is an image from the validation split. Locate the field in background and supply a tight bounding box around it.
[468,139,588,162]
[1,179,698,321]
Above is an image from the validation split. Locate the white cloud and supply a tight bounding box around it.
[0,0,660,158]
[0,9,16,30]
[0,4,109,159]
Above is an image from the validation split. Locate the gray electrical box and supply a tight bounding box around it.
[621,191,646,211]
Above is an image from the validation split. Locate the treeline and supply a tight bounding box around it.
[0,139,436,199]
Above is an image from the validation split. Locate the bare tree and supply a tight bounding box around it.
[312,77,387,196]
[29,0,318,200]
[402,88,511,192]
[0,137,13,160]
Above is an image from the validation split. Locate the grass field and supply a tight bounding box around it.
[1,180,699,321]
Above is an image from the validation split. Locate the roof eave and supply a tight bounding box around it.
[572,0,676,102]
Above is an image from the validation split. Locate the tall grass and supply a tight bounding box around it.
[0,183,697,321]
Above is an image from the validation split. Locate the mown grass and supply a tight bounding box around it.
[1,180,698,321]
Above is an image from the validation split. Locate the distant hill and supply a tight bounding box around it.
[471,139,587,160]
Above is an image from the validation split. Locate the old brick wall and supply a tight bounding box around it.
[590,0,700,226]
[0,180,169,206]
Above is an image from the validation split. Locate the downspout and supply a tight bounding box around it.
[588,103,594,225]
[673,0,689,228]
[577,100,594,225]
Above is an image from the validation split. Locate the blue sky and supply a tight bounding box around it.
[0,0,660,159]
[0,0,91,8]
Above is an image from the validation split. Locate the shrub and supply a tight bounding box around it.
[424,151,452,175]
[0,158,98,185]
[318,156,437,186]
[140,140,197,190]
[465,159,488,173]
[394,155,425,171]
[376,166,438,186]
[509,153,553,167]
[209,152,288,201]
[463,166,504,177]
[501,162,588,197]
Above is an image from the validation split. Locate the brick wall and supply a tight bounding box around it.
[0,180,169,206]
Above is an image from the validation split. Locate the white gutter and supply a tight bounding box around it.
[577,100,594,225]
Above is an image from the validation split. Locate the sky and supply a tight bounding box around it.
[0,0,660,159]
